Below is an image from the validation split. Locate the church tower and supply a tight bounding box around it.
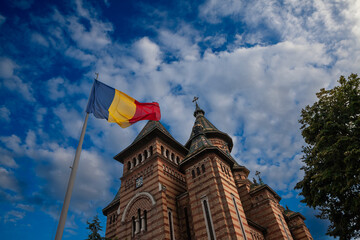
[103,103,313,240]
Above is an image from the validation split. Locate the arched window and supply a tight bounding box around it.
[232,194,247,239]
[168,209,174,240]
[202,199,215,240]
[176,156,180,164]
[184,207,191,239]
[202,164,206,173]
[161,146,164,156]
[138,209,142,231]
[166,150,169,158]
[149,146,153,156]
[144,150,148,159]
[192,170,196,179]
[143,210,147,231]
[197,167,201,176]
[132,216,136,236]
[133,158,136,167]
[171,153,174,161]
[110,215,112,224]
[138,154,142,163]
[127,161,131,170]
[221,164,224,172]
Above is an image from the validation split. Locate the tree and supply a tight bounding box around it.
[86,215,104,240]
[295,74,360,239]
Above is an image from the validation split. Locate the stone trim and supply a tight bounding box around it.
[120,192,156,223]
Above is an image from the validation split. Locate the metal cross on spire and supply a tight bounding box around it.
[192,96,199,103]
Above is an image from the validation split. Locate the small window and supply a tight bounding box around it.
[168,209,175,240]
[161,146,164,155]
[132,216,136,236]
[150,146,153,155]
[197,167,201,176]
[192,170,196,179]
[184,207,191,239]
[202,199,215,240]
[166,150,169,158]
[176,156,180,164]
[221,164,224,172]
[171,153,175,161]
[143,210,147,231]
[133,158,136,166]
[138,154,142,163]
[201,164,205,173]
[144,150,148,159]
[127,161,131,170]
[138,209,142,230]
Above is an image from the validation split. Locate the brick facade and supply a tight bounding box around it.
[103,105,313,240]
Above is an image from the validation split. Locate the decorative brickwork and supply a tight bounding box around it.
[103,106,313,240]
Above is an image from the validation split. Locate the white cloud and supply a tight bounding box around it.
[53,104,83,139]
[3,210,25,223]
[0,14,6,26]
[16,204,35,212]
[199,0,243,23]
[158,27,200,61]
[64,47,96,66]
[0,57,17,79]
[0,129,120,219]
[0,106,11,122]
[0,147,18,168]
[0,57,35,102]
[0,167,20,193]
[134,37,162,71]
[31,32,49,47]
[67,15,113,51]
[47,77,66,101]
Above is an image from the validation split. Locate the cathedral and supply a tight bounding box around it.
[102,103,313,240]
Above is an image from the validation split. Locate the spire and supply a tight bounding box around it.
[187,123,213,155]
[193,96,205,117]
[194,102,205,117]
[185,99,233,152]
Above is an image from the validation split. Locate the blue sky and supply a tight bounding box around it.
[1,0,359,239]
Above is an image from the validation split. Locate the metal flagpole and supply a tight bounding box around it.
[54,112,89,240]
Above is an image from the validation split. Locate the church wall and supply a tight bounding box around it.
[245,188,293,240]
[104,205,118,239]
[208,137,230,153]
[287,215,313,240]
[212,156,252,239]
[248,225,265,240]
[184,154,252,240]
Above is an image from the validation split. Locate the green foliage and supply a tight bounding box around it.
[85,215,104,240]
[295,74,360,240]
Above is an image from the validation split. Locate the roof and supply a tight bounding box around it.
[102,187,121,215]
[185,103,233,151]
[249,184,281,201]
[114,120,188,163]
[186,122,213,155]
[283,207,306,220]
[133,120,175,143]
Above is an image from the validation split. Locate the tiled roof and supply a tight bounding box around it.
[133,120,175,143]
[185,103,233,151]
[103,187,121,214]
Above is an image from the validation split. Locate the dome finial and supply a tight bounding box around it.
[192,96,205,117]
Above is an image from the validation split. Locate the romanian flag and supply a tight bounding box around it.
[86,80,161,128]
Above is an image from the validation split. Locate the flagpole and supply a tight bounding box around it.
[55,112,89,240]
